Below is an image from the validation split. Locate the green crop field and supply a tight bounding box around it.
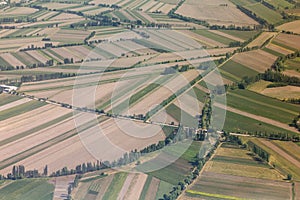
[264,0,294,9]
[218,30,259,41]
[285,57,300,72]
[245,3,283,24]
[220,60,259,80]
[187,86,208,103]
[166,103,198,127]
[213,107,297,135]
[0,179,54,200]
[155,180,174,200]
[138,141,202,185]
[0,94,21,107]
[102,172,128,200]
[262,47,285,57]
[219,89,299,125]
[192,30,236,45]
[139,176,153,200]
[0,100,46,121]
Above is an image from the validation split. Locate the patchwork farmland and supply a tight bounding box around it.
[0,0,299,199]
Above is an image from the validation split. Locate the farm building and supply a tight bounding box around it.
[0,85,18,93]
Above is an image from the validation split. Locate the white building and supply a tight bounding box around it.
[0,85,18,93]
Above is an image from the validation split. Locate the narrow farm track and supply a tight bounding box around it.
[259,140,300,169]
[214,102,299,133]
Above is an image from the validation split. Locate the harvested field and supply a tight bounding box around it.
[67,45,106,61]
[27,50,49,63]
[271,140,300,162]
[273,33,300,50]
[0,108,72,162]
[260,139,300,169]
[283,70,300,79]
[247,32,277,48]
[145,177,160,200]
[50,29,89,44]
[39,3,79,10]
[278,20,300,34]
[123,173,148,200]
[0,98,31,112]
[261,86,300,100]
[232,50,277,72]
[127,70,199,115]
[176,0,257,26]
[247,138,300,180]
[248,80,272,93]
[0,116,165,174]
[174,93,203,118]
[209,29,244,42]
[204,145,284,180]
[0,53,25,67]
[0,7,37,15]
[187,171,291,200]
[51,47,81,62]
[265,43,294,55]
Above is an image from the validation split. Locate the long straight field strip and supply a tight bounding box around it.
[0,179,54,200]
[206,144,284,180]
[245,137,300,180]
[144,29,188,51]
[74,173,114,200]
[138,141,202,185]
[192,30,236,46]
[187,171,291,200]
[230,0,283,24]
[110,74,171,113]
[0,100,46,121]
[271,140,300,163]
[218,30,260,41]
[245,3,283,24]
[102,172,128,200]
[0,114,103,171]
[222,89,299,125]
[0,94,21,107]
[264,0,294,9]
[212,106,297,135]
[219,60,259,81]
[0,56,12,67]
[0,112,73,148]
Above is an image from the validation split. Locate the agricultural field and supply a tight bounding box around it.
[176,0,258,26]
[278,20,300,34]
[180,143,292,200]
[241,137,300,181]
[0,0,299,199]
[231,49,277,72]
[0,178,54,200]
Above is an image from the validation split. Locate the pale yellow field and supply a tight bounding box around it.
[247,32,277,48]
[248,80,272,93]
[176,0,258,26]
[0,7,37,15]
[277,20,300,34]
[261,86,300,100]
